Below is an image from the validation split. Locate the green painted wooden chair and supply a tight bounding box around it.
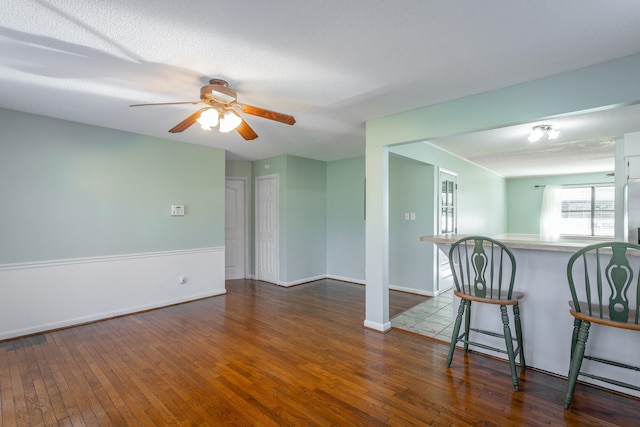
[564,242,640,409]
[446,236,525,391]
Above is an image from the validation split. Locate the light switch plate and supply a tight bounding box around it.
[171,205,185,216]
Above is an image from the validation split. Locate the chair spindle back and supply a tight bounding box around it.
[567,242,640,326]
[449,236,516,301]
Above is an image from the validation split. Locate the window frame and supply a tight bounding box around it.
[558,184,614,238]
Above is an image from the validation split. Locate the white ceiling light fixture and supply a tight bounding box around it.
[195,108,243,133]
[219,110,243,133]
[528,125,559,142]
[196,109,219,130]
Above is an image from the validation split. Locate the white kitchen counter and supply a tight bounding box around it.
[420,233,608,252]
[420,233,640,398]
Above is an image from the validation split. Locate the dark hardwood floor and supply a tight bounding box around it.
[1,279,638,426]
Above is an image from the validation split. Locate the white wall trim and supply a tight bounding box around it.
[0,247,226,341]
[0,247,221,271]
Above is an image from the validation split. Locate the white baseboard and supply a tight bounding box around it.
[326,274,366,285]
[233,274,365,287]
[389,284,434,297]
[276,274,366,287]
[278,274,326,287]
[435,285,453,296]
[363,319,391,332]
[0,247,225,340]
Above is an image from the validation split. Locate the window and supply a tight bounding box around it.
[439,172,457,233]
[559,185,614,237]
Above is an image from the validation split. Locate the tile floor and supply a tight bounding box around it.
[391,288,455,342]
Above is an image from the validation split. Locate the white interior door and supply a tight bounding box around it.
[225,178,246,279]
[256,175,279,284]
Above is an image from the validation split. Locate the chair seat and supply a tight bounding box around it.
[454,289,524,305]
[568,301,640,331]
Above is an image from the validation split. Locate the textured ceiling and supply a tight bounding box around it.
[429,103,640,177]
[3,1,640,176]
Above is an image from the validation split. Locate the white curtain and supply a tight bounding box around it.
[540,185,562,240]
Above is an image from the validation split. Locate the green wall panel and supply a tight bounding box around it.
[0,108,225,264]
[390,142,506,235]
[326,157,365,281]
[389,154,435,292]
[285,155,327,282]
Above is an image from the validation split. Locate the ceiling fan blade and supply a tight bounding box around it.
[236,118,258,140]
[130,101,201,107]
[169,107,211,133]
[240,104,296,125]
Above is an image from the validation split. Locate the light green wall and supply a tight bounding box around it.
[243,155,367,283]
[252,155,327,283]
[226,161,252,178]
[390,142,506,235]
[285,156,327,282]
[0,108,225,264]
[389,154,435,292]
[326,157,365,281]
[506,172,615,234]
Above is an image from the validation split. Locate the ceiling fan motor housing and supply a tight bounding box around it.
[201,79,237,105]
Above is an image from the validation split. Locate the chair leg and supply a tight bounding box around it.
[464,300,472,353]
[570,318,582,359]
[447,299,466,368]
[500,305,520,391]
[513,302,525,367]
[564,320,591,409]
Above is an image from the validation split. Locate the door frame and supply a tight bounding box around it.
[225,177,249,279]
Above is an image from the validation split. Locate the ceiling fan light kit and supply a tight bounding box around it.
[219,110,243,133]
[196,108,219,130]
[130,79,295,140]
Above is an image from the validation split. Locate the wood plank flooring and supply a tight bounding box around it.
[1,279,638,426]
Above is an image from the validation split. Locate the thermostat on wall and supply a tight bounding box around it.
[171,205,185,216]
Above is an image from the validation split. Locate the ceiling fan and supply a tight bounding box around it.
[130,79,296,140]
